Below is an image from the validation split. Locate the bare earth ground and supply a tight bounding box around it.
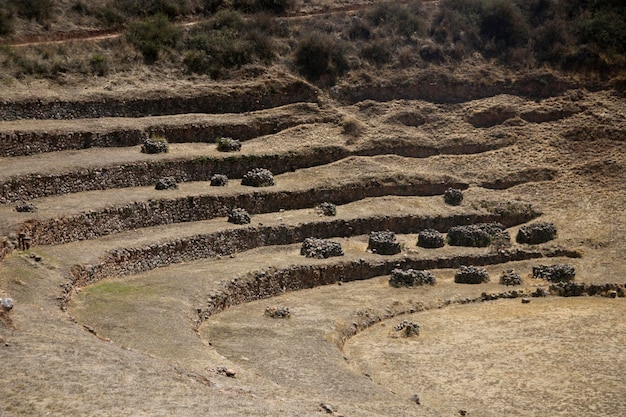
[0,75,625,417]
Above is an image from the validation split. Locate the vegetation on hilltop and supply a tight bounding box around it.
[0,0,624,84]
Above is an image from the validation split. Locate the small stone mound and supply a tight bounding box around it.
[395,320,420,337]
[264,305,291,319]
[444,188,463,206]
[532,264,576,282]
[315,202,337,216]
[228,208,251,225]
[210,174,228,186]
[216,137,242,152]
[15,201,37,212]
[155,177,178,190]
[454,265,490,284]
[367,230,401,255]
[300,238,344,259]
[141,135,169,154]
[499,269,522,286]
[241,168,275,187]
[417,229,445,248]
[389,269,436,287]
[447,223,509,247]
[516,222,557,244]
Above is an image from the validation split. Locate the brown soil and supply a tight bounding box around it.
[0,17,625,417]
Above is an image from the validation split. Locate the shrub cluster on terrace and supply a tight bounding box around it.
[454,265,490,284]
[416,229,446,248]
[228,207,251,225]
[141,135,169,154]
[516,221,557,244]
[367,230,401,255]
[216,137,242,152]
[532,264,576,282]
[300,238,344,259]
[389,269,436,288]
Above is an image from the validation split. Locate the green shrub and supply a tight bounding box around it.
[295,32,348,84]
[90,53,108,76]
[479,0,528,56]
[183,11,275,77]
[366,1,425,38]
[361,40,393,65]
[127,13,181,64]
[233,0,295,15]
[17,0,54,23]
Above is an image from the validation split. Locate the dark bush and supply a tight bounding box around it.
[127,13,181,64]
[17,0,54,23]
[112,0,195,18]
[516,221,557,244]
[532,264,575,282]
[300,238,344,259]
[389,269,436,287]
[417,229,445,248]
[233,0,295,15]
[315,202,336,216]
[141,135,169,154]
[89,54,109,76]
[366,1,425,38]
[367,230,401,255]
[395,320,420,337]
[444,188,463,205]
[241,168,275,187]
[499,269,522,286]
[479,0,529,56]
[295,32,349,84]
[361,40,393,65]
[0,2,14,36]
[155,177,178,190]
[210,174,228,186]
[216,137,242,152]
[348,18,372,40]
[184,11,275,77]
[228,207,251,225]
[447,223,508,247]
[454,265,490,284]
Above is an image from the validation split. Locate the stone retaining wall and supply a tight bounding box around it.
[67,211,543,288]
[0,79,318,121]
[20,179,471,245]
[197,248,580,321]
[0,146,349,203]
[0,111,333,157]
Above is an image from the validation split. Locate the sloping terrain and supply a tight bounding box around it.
[0,73,624,416]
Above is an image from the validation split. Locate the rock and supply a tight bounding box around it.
[533,264,576,282]
[141,136,168,154]
[216,366,236,378]
[215,137,241,152]
[410,394,421,405]
[521,298,531,304]
[0,298,13,313]
[241,168,275,187]
[367,230,401,255]
[315,202,337,216]
[228,208,251,225]
[154,177,178,190]
[15,200,37,212]
[447,223,509,247]
[454,265,490,284]
[516,222,557,244]
[389,269,436,287]
[264,305,291,318]
[300,238,344,259]
[417,229,445,248]
[444,188,463,206]
[499,269,522,286]
[210,174,228,186]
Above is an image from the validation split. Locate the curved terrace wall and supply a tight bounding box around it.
[67,210,541,287]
